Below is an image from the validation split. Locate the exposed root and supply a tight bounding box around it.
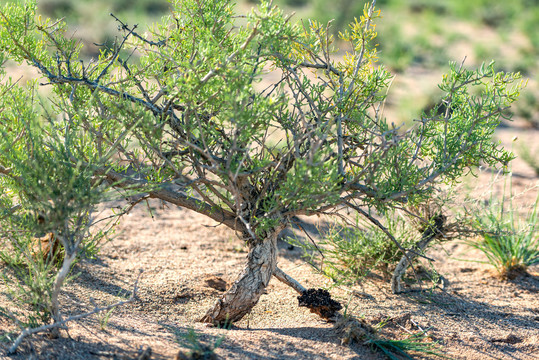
[273,266,306,294]
[200,228,283,326]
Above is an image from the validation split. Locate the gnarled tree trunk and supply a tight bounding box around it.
[200,224,285,325]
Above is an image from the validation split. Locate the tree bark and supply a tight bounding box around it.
[200,224,285,325]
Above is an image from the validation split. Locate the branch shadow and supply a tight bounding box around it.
[160,323,383,360]
[0,332,159,360]
[396,277,539,360]
[277,216,350,263]
[67,262,133,299]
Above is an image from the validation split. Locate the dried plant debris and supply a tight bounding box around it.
[334,315,376,345]
[297,288,343,320]
[31,232,63,264]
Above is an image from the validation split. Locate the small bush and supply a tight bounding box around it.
[335,312,446,359]
[366,331,445,360]
[519,145,539,176]
[466,178,539,279]
[288,212,418,284]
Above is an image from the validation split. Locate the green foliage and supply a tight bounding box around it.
[366,329,446,360]
[98,307,115,331]
[419,61,522,179]
[0,0,522,222]
[1,248,55,327]
[336,311,446,359]
[0,4,116,334]
[465,177,539,279]
[310,0,537,127]
[288,212,417,284]
[39,0,170,57]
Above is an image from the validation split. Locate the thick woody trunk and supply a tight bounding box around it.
[200,225,285,325]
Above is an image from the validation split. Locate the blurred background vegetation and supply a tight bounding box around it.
[17,0,539,129]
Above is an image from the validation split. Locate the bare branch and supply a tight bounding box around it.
[92,165,243,232]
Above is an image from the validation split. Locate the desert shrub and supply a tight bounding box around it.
[0,101,115,340]
[0,40,119,347]
[288,212,417,284]
[0,0,526,353]
[465,177,539,279]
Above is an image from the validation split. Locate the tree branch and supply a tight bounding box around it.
[92,165,243,232]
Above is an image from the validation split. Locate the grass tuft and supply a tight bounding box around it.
[366,331,447,360]
[287,212,418,285]
[465,176,539,279]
